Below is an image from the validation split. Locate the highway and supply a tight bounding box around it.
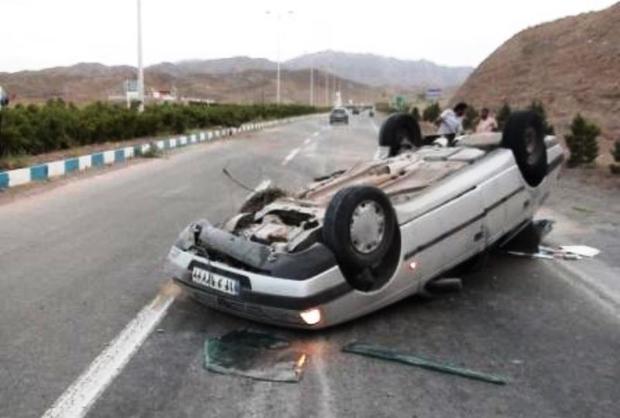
[1,114,618,418]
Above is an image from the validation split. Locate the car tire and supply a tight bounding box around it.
[323,186,397,271]
[379,113,423,157]
[501,111,548,187]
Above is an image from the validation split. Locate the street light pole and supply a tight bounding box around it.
[325,68,329,107]
[266,10,292,105]
[137,0,145,112]
[310,64,314,106]
[276,30,281,104]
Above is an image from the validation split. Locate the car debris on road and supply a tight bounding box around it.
[342,342,509,385]
[506,245,600,261]
[204,329,307,383]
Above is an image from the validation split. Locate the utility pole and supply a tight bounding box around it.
[137,0,145,112]
[266,10,293,105]
[276,30,281,104]
[325,69,329,107]
[310,65,314,106]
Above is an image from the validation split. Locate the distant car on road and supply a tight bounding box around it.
[352,107,360,115]
[0,86,9,109]
[329,108,349,125]
[167,111,564,329]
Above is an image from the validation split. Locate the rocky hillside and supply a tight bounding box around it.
[454,3,620,144]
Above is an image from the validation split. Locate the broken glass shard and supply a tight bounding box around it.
[204,329,307,383]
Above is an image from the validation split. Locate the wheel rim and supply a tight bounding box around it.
[524,126,543,166]
[350,200,386,254]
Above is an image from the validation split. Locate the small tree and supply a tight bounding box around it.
[528,100,554,135]
[565,114,600,167]
[496,103,512,130]
[610,140,620,175]
[612,140,620,162]
[422,103,441,122]
[462,106,479,131]
[410,106,421,121]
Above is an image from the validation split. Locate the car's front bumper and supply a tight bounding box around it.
[165,246,352,329]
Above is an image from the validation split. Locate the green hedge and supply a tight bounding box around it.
[0,100,320,158]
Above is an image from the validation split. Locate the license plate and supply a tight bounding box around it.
[192,266,240,296]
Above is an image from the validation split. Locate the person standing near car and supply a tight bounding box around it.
[476,107,498,133]
[436,102,468,137]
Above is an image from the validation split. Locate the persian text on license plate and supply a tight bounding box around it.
[192,266,240,296]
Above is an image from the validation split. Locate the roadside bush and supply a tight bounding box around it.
[496,103,512,131]
[528,100,554,135]
[375,102,391,113]
[422,103,441,122]
[610,140,620,175]
[462,106,479,131]
[0,102,320,163]
[410,107,421,121]
[565,114,600,167]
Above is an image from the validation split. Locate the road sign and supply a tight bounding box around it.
[426,88,442,100]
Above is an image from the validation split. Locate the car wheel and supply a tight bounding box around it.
[501,111,548,187]
[323,186,397,273]
[379,113,423,157]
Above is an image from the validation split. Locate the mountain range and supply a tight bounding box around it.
[0,51,472,104]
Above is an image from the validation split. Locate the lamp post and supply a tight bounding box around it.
[137,0,145,112]
[266,10,293,104]
[310,65,314,106]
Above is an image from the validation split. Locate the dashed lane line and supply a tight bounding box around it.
[282,148,301,166]
[255,179,272,191]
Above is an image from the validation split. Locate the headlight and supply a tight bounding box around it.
[174,225,195,250]
[299,308,322,325]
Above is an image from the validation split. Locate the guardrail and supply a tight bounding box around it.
[0,115,317,189]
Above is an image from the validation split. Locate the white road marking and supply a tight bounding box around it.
[314,342,336,418]
[370,119,380,133]
[282,148,300,166]
[243,179,272,202]
[312,131,320,137]
[255,179,272,191]
[303,138,312,146]
[41,282,179,418]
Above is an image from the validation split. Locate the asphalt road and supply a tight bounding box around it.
[1,114,618,418]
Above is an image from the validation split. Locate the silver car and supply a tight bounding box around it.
[166,111,564,329]
[329,108,349,124]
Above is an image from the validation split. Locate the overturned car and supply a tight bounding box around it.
[166,111,564,329]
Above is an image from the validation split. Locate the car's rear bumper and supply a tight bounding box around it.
[165,247,351,329]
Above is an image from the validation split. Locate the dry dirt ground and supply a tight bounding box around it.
[545,167,620,267]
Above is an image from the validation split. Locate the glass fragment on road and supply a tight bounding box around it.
[204,329,307,383]
[507,244,600,260]
[558,245,600,258]
[342,342,509,385]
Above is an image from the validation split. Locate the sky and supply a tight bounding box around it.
[0,0,616,72]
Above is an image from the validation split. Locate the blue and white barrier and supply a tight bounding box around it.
[0,116,315,189]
